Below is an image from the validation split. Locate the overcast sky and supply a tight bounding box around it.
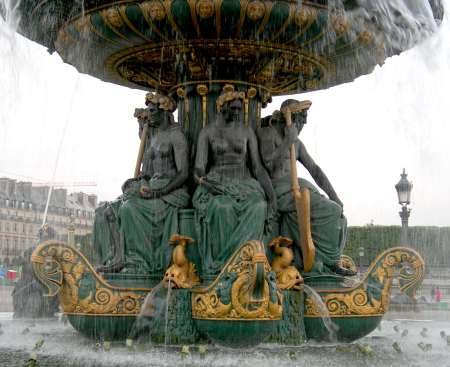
[1,2,450,227]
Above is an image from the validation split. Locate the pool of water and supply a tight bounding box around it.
[1,313,450,367]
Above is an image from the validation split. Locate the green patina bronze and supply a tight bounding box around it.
[14,0,442,348]
[257,107,350,276]
[119,177,190,275]
[274,177,346,271]
[193,96,275,277]
[267,290,306,345]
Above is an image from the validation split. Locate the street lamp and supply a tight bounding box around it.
[395,168,413,245]
[358,246,365,274]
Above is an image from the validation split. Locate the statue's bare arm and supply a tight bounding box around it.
[297,140,343,207]
[121,122,153,193]
[194,128,209,180]
[193,128,224,194]
[248,128,277,210]
[160,129,189,194]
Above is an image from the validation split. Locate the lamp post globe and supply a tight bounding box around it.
[395,168,413,205]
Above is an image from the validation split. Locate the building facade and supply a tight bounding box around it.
[0,177,97,266]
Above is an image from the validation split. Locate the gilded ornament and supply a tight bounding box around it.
[118,65,157,86]
[247,87,257,99]
[57,30,73,46]
[145,92,176,111]
[331,14,351,36]
[340,255,357,274]
[247,1,265,22]
[134,108,148,122]
[74,14,91,36]
[163,234,200,289]
[191,240,282,321]
[177,87,186,98]
[141,1,166,21]
[106,40,328,95]
[261,91,272,107]
[359,30,373,45]
[222,84,235,93]
[269,237,303,290]
[305,79,319,90]
[196,84,209,126]
[196,0,214,19]
[280,99,312,116]
[31,241,150,316]
[102,7,124,28]
[294,6,316,27]
[196,84,209,96]
[216,90,246,112]
[305,247,425,317]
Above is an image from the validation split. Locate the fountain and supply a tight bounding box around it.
[0,0,445,351]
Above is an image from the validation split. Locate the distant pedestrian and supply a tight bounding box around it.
[435,286,442,303]
[431,286,436,303]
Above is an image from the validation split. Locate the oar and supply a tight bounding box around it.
[281,101,315,272]
[133,109,150,179]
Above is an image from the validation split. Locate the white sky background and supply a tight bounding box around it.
[1,2,450,227]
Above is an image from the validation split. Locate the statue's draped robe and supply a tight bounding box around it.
[92,124,190,276]
[193,172,267,275]
[119,178,189,274]
[92,200,121,266]
[273,175,347,270]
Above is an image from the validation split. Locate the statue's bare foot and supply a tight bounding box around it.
[330,264,357,277]
[96,262,124,274]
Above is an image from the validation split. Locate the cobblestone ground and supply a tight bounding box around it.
[1,312,450,367]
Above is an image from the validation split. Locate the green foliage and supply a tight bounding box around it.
[344,226,450,268]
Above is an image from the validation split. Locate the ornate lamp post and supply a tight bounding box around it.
[395,169,413,245]
[358,246,365,274]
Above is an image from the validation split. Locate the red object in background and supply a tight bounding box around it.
[435,288,442,303]
[6,270,17,281]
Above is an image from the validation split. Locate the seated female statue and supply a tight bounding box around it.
[118,93,190,275]
[193,90,276,276]
[93,108,148,273]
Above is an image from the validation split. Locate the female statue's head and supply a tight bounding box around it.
[145,92,176,127]
[216,90,246,125]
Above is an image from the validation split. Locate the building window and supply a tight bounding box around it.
[13,223,17,232]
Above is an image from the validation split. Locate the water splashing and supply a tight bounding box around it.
[0,0,21,36]
[128,281,168,343]
[164,279,172,348]
[303,285,339,342]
